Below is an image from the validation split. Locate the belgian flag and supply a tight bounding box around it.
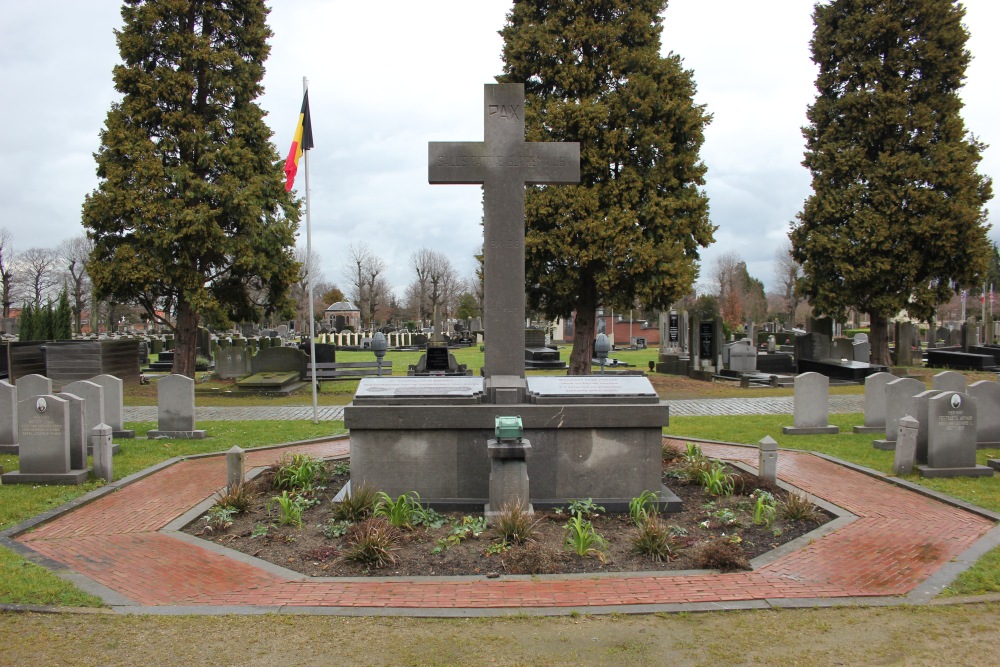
[284,91,314,191]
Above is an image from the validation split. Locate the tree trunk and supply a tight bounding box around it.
[869,310,891,366]
[569,282,598,375]
[173,298,200,378]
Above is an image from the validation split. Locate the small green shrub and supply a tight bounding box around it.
[342,517,400,568]
[566,498,605,519]
[631,516,677,562]
[375,491,429,530]
[273,453,327,493]
[751,490,778,527]
[699,462,735,497]
[432,515,489,553]
[628,490,660,525]
[780,492,822,522]
[322,520,352,538]
[494,502,540,545]
[331,461,351,476]
[332,481,378,522]
[563,514,607,561]
[214,481,254,513]
[203,505,237,532]
[267,490,307,527]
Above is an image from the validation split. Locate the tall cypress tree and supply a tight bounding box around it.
[83,0,300,378]
[38,300,54,341]
[791,0,992,365]
[18,302,34,342]
[55,288,73,340]
[499,0,714,374]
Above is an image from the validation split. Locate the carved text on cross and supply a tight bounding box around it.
[428,83,580,384]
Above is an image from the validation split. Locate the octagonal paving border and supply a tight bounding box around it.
[2,435,998,617]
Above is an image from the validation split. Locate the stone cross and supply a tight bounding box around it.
[429,83,579,394]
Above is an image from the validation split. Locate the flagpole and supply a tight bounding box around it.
[304,76,319,424]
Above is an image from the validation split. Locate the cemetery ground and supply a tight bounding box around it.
[2,357,1000,663]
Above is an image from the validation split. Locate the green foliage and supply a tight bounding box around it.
[322,519,352,539]
[699,462,735,497]
[82,0,300,377]
[630,517,677,562]
[37,300,54,341]
[332,481,378,523]
[493,502,540,545]
[499,0,714,373]
[792,0,992,363]
[563,514,607,561]
[214,481,254,514]
[273,453,326,494]
[203,505,238,532]
[628,490,661,526]
[54,289,72,340]
[342,517,399,568]
[432,515,489,554]
[331,461,350,477]
[18,302,34,341]
[751,490,778,527]
[566,498,605,519]
[267,491,307,527]
[375,491,425,530]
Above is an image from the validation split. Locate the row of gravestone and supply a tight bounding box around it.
[0,373,205,486]
[855,371,994,478]
[780,370,992,479]
[0,373,131,485]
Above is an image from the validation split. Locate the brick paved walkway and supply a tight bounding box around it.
[11,436,995,614]
[121,395,864,422]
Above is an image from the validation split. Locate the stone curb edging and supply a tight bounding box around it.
[3,432,998,617]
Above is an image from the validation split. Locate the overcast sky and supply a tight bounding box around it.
[1,1,998,301]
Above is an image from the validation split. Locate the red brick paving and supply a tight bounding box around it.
[14,437,994,610]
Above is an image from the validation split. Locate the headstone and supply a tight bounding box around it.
[758,435,778,483]
[216,347,252,379]
[767,335,776,353]
[90,374,134,439]
[873,377,925,449]
[893,415,918,476]
[0,380,17,454]
[724,339,757,372]
[906,390,941,462]
[1,395,89,484]
[895,322,915,366]
[918,391,991,478]
[852,333,871,363]
[429,82,579,402]
[931,371,966,393]
[967,380,1000,448]
[782,372,839,435]
[16,374,52,400]
[57,392,88,470]
[853,372,898,434]
[794,332,830,362]
[147,374,206,439]
[61,380,106,446]
[92,424,114,483]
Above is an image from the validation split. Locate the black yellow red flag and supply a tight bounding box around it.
[284,91,314,191]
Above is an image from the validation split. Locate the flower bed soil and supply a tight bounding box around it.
[182,455,832,578]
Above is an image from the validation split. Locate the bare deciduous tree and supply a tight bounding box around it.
[0,228,17,318]
[343,242,389,329]
[774,240,803,327]
[18,247,60,306]
[58,235,93,334]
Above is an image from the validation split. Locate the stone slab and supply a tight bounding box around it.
[526,376,658,404]
[781,425,840,435]
[147,430,207,440]
[916,464,993,479]
[0,469,91,485]
[354,377,485,401]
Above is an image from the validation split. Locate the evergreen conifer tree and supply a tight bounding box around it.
[791,0,992,364]
[55,289,73,340]
[499,0,714,374]
[18,302,34,341]
[83,0,300,377]
[38,300,54,341]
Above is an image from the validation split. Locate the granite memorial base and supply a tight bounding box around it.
[344,377,680,513]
